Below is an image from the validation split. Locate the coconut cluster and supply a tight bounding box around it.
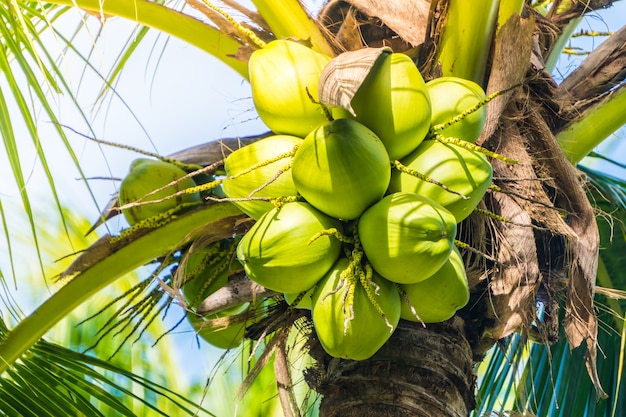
[223,40,493,360]
[116,40,493,357]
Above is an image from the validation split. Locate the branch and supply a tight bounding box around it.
[167,132,271,167]
[196,273,277,315]
[556,24,626,107]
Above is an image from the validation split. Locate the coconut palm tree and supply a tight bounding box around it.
[0,0,625,416]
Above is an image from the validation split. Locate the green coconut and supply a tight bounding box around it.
[236,202,343,293]
[389,139,493,222]
[186,308,250,350]
[399,246,470,323]
[222,135,302,219]
[350,52,431,160]
[358,192,457,284]
[284,287,315,310]
[312,258,401,360]
[292,118,391,220]
[249,40,347,137]
[182,248,248,349]
[426,76,486,143]
[118,158,200,225]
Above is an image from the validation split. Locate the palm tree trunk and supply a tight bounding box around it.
[306,317,475,417]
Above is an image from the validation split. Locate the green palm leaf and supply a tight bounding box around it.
[0,1,95,281]
[0,318,215,417]
[0,210,222,416]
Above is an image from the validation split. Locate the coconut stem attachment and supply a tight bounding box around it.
[392,159,470,200]
[433,136,518,164]
[229,146,298,180]
[308,228,354,245]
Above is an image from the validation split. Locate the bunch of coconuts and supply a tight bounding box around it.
[118,40,493,359]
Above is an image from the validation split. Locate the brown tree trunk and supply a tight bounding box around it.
[306,317,475,417]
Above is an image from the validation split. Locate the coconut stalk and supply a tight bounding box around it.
[435,0,500,85]
[251,0,335,56]
[496,0,524,32]
[556,85,626,164]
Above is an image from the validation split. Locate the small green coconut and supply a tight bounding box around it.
[399,246,470,323]
[351,52,431,160]
[389,139,493,222]
[118,158,200,225]
[249,40,347,137]
[426,76,486,143]
[222,135,301,220]
[236,202,343,293]
[182,247,249,350]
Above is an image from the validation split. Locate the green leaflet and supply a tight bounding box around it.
[47,0,248,78]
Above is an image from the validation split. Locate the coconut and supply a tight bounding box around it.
[399,246,470,323]
[249,40,346,137]
[389,139,493,222]
[118,158,200,225]
[292,118,391,220]
[350,52,431,160]
[426,76,486,143]
[284,287,315,310]
[182,248,249,349]
[358,192,457,284]
[236,202,343,293]
[222,135,301,219]
[312,258,401,360]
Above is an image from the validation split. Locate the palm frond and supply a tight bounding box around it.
[0,208,220,416]
[0,318,215,417]
[1,2,92,283]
